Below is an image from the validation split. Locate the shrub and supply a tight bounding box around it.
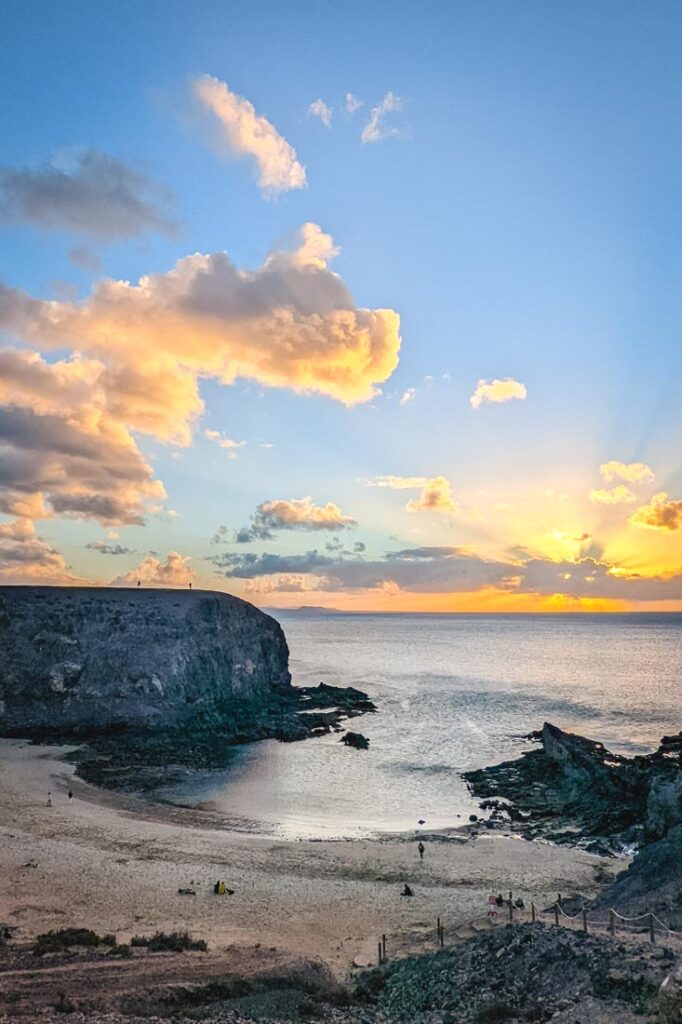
[129,931,208,953]
[34,928,104,956]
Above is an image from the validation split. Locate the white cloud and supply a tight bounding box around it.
[399,387,415,406]
[191,74,306,195]
[308,99,332,128]
[470,377,527,409]
[204,428,246,458]
[599,461,654,484]
[361,92,403,144]
[345,93,363,114]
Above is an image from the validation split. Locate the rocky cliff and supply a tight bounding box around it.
[0,587,292,735]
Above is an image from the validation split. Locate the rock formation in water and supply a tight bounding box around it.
[0,586,291,735]
[464,721,682,851]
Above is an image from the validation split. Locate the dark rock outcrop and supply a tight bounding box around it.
[0,587,291,735]
[0,587,376,790]
[464,722,682,852]
[341,731,369,750]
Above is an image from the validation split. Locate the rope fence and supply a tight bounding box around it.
[375,891,682,966]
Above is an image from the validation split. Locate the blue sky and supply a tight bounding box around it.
[1,0,681,609]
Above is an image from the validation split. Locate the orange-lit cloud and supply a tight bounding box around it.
[470,377,527,409]
[236,497,357,543]
[367,474,457,514]
[0,517,77,582]
[406,476,457,513]
[629,492,682,532]
[600,460,653,483]
[192,74,307,195]
[0,223,401,408]
[111,551,195,587]
[589,485,637,505]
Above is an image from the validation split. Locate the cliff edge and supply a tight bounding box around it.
[0,586,291,735]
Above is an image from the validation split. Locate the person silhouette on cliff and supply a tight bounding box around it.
[418,841,425,860]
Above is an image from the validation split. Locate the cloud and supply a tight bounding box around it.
[85,541,135,555]
[589,485,637,505]
[0,350,167,524]
[212,544,682,602]
[361,92,403,144]
[308,99,332,128]
[0,517,75,582]
[345,93,363,115]
[629,493,682,532]
[204,428,246,458]
[237,497,357,542]
[470,377,527,409]
[367,474,457,514]
[191,74,306,195]
[210,525,230,545]
[367,475,430,490]
[111,550,195,587]
[399,387,415,406]
[406,476,457,514]
[0,222,400,409]
[0,150,176,241]
[599,461,654,484]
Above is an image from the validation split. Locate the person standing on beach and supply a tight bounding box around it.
[68,789,73,801]
[46,792,52,807]
[418,841,425,860]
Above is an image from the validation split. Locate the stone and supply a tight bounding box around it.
[659,958,682,1023]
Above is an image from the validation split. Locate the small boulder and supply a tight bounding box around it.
[341,731,369,750]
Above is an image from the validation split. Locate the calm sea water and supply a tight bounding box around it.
[166,613,682,839]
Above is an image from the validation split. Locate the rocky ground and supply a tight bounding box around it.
[1,922,679,1023]
[70,681,376,791]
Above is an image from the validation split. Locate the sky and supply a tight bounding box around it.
[1,0,682,611]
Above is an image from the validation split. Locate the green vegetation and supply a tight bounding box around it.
[129,930,208,953]
[33,928,116,956]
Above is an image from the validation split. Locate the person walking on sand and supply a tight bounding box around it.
[46,792,52,808]
[418,841,425,861]
[487,894,498,918]
[68,788,73,801]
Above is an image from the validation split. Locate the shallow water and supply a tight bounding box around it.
[163,613,682,839]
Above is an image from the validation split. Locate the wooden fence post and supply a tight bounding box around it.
[609,910,615,936]
[531,902,536,923]
[554,904,559,927]
[508,899,513,921]
[437,917,440,945]
[582,909,588,933]
[649,913,655,945]
[378,941,382,965]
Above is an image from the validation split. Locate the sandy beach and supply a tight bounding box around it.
[0,739,620,976]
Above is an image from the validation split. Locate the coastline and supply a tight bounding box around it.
[0,739,617,976]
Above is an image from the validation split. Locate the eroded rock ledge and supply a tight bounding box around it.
[464,722,682,853]
[0,586,375,790]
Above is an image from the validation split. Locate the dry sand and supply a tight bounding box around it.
[0,739,621,975]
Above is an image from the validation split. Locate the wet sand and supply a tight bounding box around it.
[0,739,621,974]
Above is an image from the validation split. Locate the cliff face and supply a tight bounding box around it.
[0,587,291,735]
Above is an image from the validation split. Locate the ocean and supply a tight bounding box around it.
[167,613,682,839]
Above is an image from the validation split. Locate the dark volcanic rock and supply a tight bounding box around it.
[464,722,682,852]
[356,923,671,1022]
[0,586,376,791]
[341,731,369,750]
[0,586,291,734]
